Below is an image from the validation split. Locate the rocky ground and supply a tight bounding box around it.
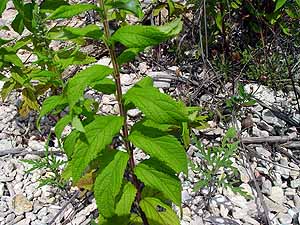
[1,1,300,225]
[1,76,300,225]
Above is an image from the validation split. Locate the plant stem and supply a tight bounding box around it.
[97,1,149,224]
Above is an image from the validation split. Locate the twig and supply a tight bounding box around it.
[0,148,64,157]
[47,190,80,225]
[242,146,300,172]
[240,144,271,225]
[241,136,300,144]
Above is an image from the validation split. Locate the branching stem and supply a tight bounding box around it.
[97,1,149,224]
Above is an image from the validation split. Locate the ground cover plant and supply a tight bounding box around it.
[0,0,196,224]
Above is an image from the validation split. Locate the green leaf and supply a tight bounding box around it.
[68,115,123,182]
[55,114,72,139]
[181,122,190,148]
[29,70,59,82]
[12,37,31,51]
[48,24,103,41]
[94,151,129,218]
[134,76,154,88]
[106,0,143,18]
[111,18,182,48]
[115,182,137,216]
[1,80,16,101]
[124,77,188,125]
[129,123,187,174]
[40,0,69,12]
[296,0,300,7]
[72,116,85,133]
[0,48,23,67]
[12,13,24,34]
[167,0,175,15]
[0,0,8,17]
[135,162,181,206]
[63,130,80,158]
[215,12,223,32]
[46,4,98,20]
[117,48,142,65]
[140,197,180,225]
[37,95,67,127]
[66,65,113,108]
[91,78,116,94]
[55,49,96,69]
[275,0,287,11]
[23,3,35,32]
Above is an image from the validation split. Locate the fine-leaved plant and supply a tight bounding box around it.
[191,128,251,199]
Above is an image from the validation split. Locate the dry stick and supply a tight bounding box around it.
[0,148,64,157]
[241,136,300,144]
[240,144,272,225]
[241,146,300,172]
[97,1,148,224]
[47,190,80,225]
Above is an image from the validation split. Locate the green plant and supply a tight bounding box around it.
[11,0,195,224]
[191,128,251,199]
[226,83,256,112]
[22,134,66,189]
[0,0,96,117]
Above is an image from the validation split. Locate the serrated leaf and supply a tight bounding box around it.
[29,70,60,82]
[91,78,116,94]
[72,116,85,133]
[135,162,181,206]
[66,65,113,108]
[56,50,96,69]
[48,24,103,41]
[22,88,39,110]
[115,182,137,216]
[1,80,16,101]
[117,48,142,65]
[140,197,180,225]
[106,0,143,18]
[275,0,287,11]
[63,130,80,158]
[129,123,187,174]
[124,77,188,125]
[68,115,123,182]
[47,4,98,20]
[40,0,69,12]
[99,214,131,225]
[37,95,67,127]
[111,18,182,48]
[0,0,8,16]
[12,13,24,34]
[55,114,72,139]
[0,48,23,67]
[94,151,129,218]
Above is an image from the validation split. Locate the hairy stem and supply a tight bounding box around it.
[97,1,149,224]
